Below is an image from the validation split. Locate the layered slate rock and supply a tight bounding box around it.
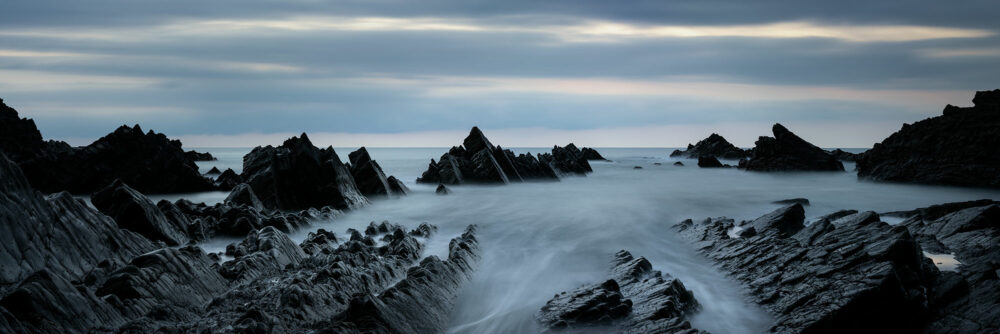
[898,201,1000,333]
[0,99,216,194]
[742,124,844,172]
[675,204,938,333]
[242,133,368,210]
[671,133,748,160]
[418,127,578,185]
[857,90,1000,187]
[91,179,191,246]
[0,152,156,294]
[538,250,705,333]
[348,147,406,198]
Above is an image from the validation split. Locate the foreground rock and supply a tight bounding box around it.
[242,133,369,211]
[676,204,940,333]
[538,250,706,333]
[897,201,1000,333]
[857,89,1000,187]
[671,133,748,160]
[741,124,844,172]
[417,127,597,185]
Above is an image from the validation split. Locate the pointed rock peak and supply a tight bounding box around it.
[349,146,372,166]
[282,132,315,148]
[566,143,579,150]
[463,126,494,153]
[132,124,143,133]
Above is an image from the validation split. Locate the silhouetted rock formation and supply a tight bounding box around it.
[675,204,947,333]
[436,184,450,195]
[741,124,844,172]
[857,90,1000,187]
[348,147,406,198]
[538,250,705,333]
[417,127,590,185]
[242,133,368,211]
[206,166,221,174]
[581,147,607,160]
[184,150,216,161]
[671,133,748,160]
[697,156,725,168]
[215,168,241,190]
[829,149,861,162]
[897,201,1000,333]
[0,100,216,194]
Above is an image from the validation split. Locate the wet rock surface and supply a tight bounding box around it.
[539,250,706,333]
[674,203,981,333]
[671,133,748,160]
[742,124,844,172]
[857,89,1000,187]
[417,127,593,185]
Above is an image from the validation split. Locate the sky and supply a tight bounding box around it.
[1,1,998,148]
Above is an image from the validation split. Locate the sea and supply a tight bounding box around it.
[148,147,1000,333]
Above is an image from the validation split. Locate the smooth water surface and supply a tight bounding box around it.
[177,147,1000,333]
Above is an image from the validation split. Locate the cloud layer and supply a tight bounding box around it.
[1,1,997,147]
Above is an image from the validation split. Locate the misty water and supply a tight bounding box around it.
[166,147,1000,333]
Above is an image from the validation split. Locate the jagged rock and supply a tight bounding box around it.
[674,161,684,166]
[581,147,607,160]
[91,179,190,246]
[697,156,724,168]
[386,176,409,195]
[671,133,748,160]
[742,124,844,172]
[898,201,1000,333]
[185,150,216,161]
[545,143,593,175]
[436,184,450,195]
[539,250,705,333]
[348,147,396,197]
[675,205,939,333]
[242,133,368,210]
[0,100,216,194]
[170,197,316,237]
[857,90,1000,187]
[829,149,861,162]
[0,152,155,294]
[0,270,129,333]
[215,168,241,190]
[206,166,222,174]
[225,183,264,210]
[773,198,810,206]
[299,229,338,255]
[221,226,306,282]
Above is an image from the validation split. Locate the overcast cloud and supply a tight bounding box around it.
[1,1,997,147]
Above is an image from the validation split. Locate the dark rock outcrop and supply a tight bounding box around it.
[857,90,1000,187]
[829,149,861,162]
[417,127,587,185]
[386,176,409,195]
[675,205,940,333]
[91,179,191,246]
[581,147,607,160]
[215,168,241,190]
[436,184,450,195]
[671,133,748,160]
[742,124,844,172]
[538,250,705,333]
[185,150,216,161]
[348,147,406,198]
[206,166,221,174]
[674,161,684,166]
[697,156,725,168]
[224,183,264,210]
[772,198,810,206]
[241,133,368,211]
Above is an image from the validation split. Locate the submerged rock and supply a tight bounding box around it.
[674,161,684,166]
[538,250,705,333]
[417,127,586,185]
[242,133,368,211]
[857,90,1000,187]
[675,205,939,333]
[436,184,450,195]
[671,133,748,160]
[742,124,844,172]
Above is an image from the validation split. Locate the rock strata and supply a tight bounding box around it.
[675,204,943,333]
[857,90,1000,187]
[417,127,594,185]
[671,134,748,160]
[742,124,844,172]
[538,250,706,333]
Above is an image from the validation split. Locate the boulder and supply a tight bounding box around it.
[241,133,368,210]
[538,250,705,333]
[675,206,939,333]
[436,184,450,195]
[697,156,724,168]
[91,179,190,246]
[857,90,1000,187]
[742,124,844,171]
[671,133,748,160]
